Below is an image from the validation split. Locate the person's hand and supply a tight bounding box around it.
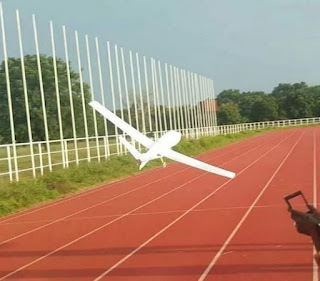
[314,252,320,266]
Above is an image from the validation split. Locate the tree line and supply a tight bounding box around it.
[1,54,319,143]
[0,55,197,144]
[217,83,320,125]
[0,55,95,144]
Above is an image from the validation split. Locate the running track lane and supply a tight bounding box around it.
[0,129,278,225]
[0,128,308,280]
[0,130,280,243]
[87,128,304,281]
[0,129,285,280]
[198,127,318,281]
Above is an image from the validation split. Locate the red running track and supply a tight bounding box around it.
[0,127,319,281]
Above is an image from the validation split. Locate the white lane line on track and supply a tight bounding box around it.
[198,130,305,281]
[313,129,318,281]
[91,131,298,280]
[3,202,313,226]
[0,169,186,246]
[0,131,291,280]
[0,130,277,225]
[0,132,273,245]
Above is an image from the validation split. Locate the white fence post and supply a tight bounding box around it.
[1,3,19,180]
[38,143,43,175]
[153,58,163,136]
[187,71,195,137]
[176,68,185,134]
[174,67,181,132]
[119,48,131,133]
[107,41,120,156]
[75,31,90,162]
[85,35,100,162]
[6,146,12,182]
[143,56,152,133]
[191,72,199,138]
[158,61,168,133]
[17,10,37,176]
[129,50,140,149]
[170,65,178,131]
[151,58,159,139]
[63,140,69,168]
[165,63,173,130]
[50,21,65,169]
[136,53,146,135]
[33,14,52,172]
[63,25,79,165]
[116,46,125,154]
[95,37,110,159]
[182,70,191,138]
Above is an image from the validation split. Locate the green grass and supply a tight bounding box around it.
[0,124,316,217]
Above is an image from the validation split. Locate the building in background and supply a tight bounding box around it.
[199,99,218,112]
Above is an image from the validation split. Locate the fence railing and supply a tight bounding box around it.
[216,117,320,135]
[1,117,319,182]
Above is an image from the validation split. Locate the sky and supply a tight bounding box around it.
[1,0,320,94]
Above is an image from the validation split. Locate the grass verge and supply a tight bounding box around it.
[0,127,295,217]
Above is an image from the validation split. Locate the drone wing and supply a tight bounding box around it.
[89,101,154,149]
[162,149,236,178]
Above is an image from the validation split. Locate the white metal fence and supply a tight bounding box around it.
[1,117,319,182]
[216,117,320,135]
[0,2,217,181]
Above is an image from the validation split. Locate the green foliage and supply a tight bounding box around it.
[217,89,242,104]
[0,154,138,216]
[271,82,313,119]
[238,91,265,121]
[0,55,95,143]
[217,82,320,124]
[217,102,242,125]
[0,179,59,215]
[250,96,279,122]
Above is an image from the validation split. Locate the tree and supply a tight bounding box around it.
[217,89,242,104]
[217,102,242,125]
[306,86,320,117]
[0,55,94,143]
[238,91,266,122]
[283,91,313,119]
[250,96,279,122]
[314,99,320,117]
[271,82,309,119]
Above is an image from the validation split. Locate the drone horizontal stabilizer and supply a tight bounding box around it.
[119,136,142,160]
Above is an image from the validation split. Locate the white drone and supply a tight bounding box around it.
[90,101,235,179]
